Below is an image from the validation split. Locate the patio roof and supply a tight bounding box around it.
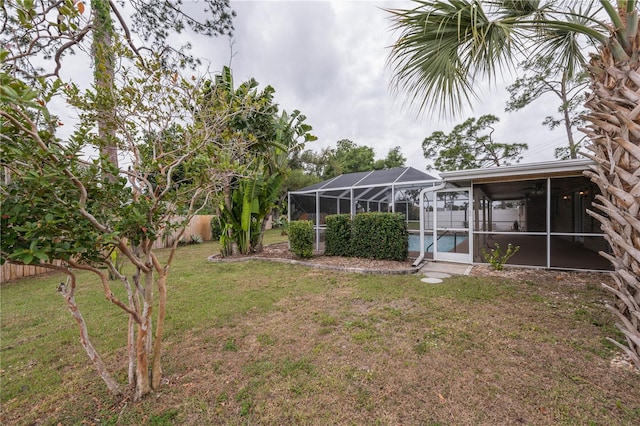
[440,158,594,183]
[437,158,596,201]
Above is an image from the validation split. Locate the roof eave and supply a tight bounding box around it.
[440,159,594,182]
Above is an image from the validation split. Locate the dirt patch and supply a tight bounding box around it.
[209,242,417,272]
[212,243,618,284]
[470,264,614,284]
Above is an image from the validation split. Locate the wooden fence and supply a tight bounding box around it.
[1,215,215,283]
[151,215,215,249]
[0,260,63,283]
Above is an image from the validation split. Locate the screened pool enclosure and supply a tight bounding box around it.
[287,160,612,272]
[288,167,439,248]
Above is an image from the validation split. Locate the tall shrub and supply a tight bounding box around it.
[325,214,352,256]
[288,220,314,259]
[350,213,408,261]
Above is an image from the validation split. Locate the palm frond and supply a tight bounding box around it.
[387,0,524,116]
[494,0,542,17]
[386,0,613,117]
[532,3,604,78]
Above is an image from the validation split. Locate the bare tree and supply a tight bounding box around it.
[505,55,589,160]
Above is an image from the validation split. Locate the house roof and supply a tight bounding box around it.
[289,159,595,202]
[291,166,440,195]
[440,158,594,183]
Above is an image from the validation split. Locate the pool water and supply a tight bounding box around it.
[408,234,468,252]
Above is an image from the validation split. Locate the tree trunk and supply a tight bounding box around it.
[126,284,137,387]
[134,313,150,400]
[58,282,121,395]
[92,0,119,174]
[128,314,136,385]
[151,271,167,389]
[222,179,235,256]
[582,25,640,370]
[134,267,155,400]
[255,214,272,253]
[560,82,578,159]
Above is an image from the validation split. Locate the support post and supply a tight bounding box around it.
[546,178,551,268]
[316,191,321,252]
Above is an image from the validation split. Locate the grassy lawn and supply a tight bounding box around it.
[1,229,639,425]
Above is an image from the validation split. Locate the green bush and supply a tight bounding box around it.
[210,215,223,240]
[481,243,519,270]
[325,214,352,256]
[288,220,314,259]
[350,213,408,261]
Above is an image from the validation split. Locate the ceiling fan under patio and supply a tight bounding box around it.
[522,182,545,197]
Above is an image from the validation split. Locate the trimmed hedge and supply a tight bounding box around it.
[324,214,352,256]
[324,212,408,261]
[350,213,408,261]
[288,220,314,258]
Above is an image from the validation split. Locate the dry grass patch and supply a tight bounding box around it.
[146,276,638,425]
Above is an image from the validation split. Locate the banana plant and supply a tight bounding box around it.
[219,177,258,255]
[219,163,284,255]
[217,109,316,255]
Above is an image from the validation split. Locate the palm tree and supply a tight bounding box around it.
[387,0,639,369]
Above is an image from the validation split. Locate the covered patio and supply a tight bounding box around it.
[430,159,612,271]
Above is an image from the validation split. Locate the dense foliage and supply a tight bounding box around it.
[324,214,352,257]
[324,213,408,262]
[210,67,317,256]
[295,140,407,180]
[288,220,314,259]
[422,114,528,171]
[350,213,408,261]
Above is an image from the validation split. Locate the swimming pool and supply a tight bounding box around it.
[408,234,468,252]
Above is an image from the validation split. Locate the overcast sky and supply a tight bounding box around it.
[55,0,582,175]
[191,0,580,174]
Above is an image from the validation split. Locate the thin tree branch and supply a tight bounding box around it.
[67,259,143,323]
[50,25,93,78]
[108,0,146,66]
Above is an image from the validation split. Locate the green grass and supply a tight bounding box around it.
[1,229,638,425]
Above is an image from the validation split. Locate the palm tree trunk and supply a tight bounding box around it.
[581,26,640,370]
